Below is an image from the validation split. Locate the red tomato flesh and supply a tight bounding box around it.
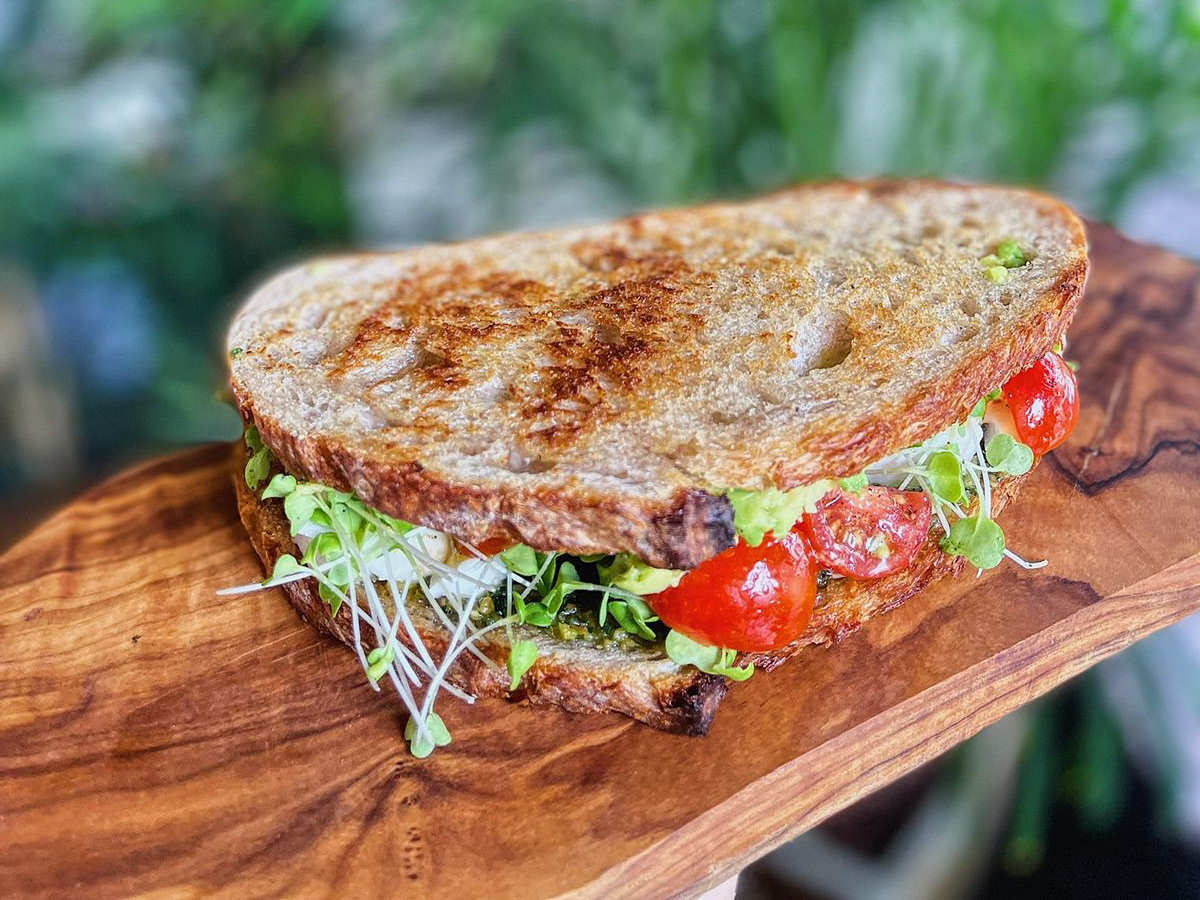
[1001,351,1080,456]
[800,486,932,579]
[645,530,817,652]
[458,536,515,557]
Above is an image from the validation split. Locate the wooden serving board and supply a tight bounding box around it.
[3,224,1200,900]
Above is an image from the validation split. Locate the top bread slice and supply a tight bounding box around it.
[228,179,1087,568]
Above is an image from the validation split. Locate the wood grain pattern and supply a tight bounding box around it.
[2,223,1199,900]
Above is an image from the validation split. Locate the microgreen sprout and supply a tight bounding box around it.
[243,426,273,490]
[664,630,754,681]
[405,712,452,758]
[927,451,965,503]
[507,639,538,690]
[940,515,1006,569]
[222,464,523,755]
[985,433,1034,476]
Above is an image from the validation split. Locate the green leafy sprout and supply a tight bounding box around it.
[665,630,754,681]
[243,426,273,490]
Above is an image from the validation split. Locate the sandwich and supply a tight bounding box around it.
[222,180,1086,756]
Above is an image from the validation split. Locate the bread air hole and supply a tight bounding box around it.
[505,448,558,474]
[457,434,493,456]
[558,311,595,328]
[814,267,847,290]
[710,408,743,426]
[790,309,853,374]
[494,306,528,325]
[595,322,623,344]
[413,346,449,369]
[942,323,981,345]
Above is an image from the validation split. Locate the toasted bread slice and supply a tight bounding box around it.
[232,442,1036,734]
[228,179,1085,568]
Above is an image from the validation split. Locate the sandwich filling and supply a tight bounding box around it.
[224,342,1079,756]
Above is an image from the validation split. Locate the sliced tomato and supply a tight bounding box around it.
[644,530,817,652]
[1001,351,1080,456]
[800,486,931,579]
[457,535,515,557]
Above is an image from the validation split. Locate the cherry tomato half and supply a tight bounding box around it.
[645,530,817,652]
[800,486,932,579]
[1001,351,1080,456]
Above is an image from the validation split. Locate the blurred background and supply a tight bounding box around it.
[2,1,1199,897]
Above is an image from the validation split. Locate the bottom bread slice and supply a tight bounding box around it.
[231,441,1034,734]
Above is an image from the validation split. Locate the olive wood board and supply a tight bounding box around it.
[3,223,1199,900]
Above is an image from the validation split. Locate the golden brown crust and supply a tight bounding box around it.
[228,179,1085,567]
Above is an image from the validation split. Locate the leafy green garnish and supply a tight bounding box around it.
[597,553,683,595]
[318,581,343,617]
[230,347,245,358]
[266,553,303,583]
[839,473,868,493]
[261,473,296,499]
[243,426,273,489]
[283,491,321,537]
[985,434,1035,476]
[727,480,835,547]
[499,543,540,576]
[405,712,452,758]
[984,265,1009,284]
[605,596,659,640]
[519,602,554,627]
[940,514,1006,569]
[507,639,538,690]
[664,630,754,681]
[541,560,579,614]
[366,644,396,683]
[927,451,965,503]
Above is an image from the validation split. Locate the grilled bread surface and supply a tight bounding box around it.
[233,442,1037,734]
[228,179,1085,568]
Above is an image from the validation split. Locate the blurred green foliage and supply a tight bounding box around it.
[1,0,1198,483]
